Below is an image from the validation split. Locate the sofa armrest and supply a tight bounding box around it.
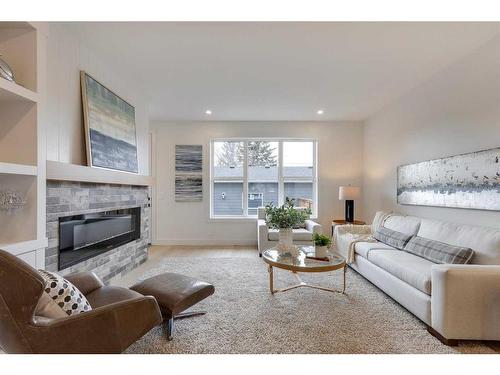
[65,271,104,295]
[257,219,269,254]
[334,224,372,236]
[431,264,500,341]
[305,220,322,235]
[333,225,372,260]
[257,219,268,234]
[29,296,162,353]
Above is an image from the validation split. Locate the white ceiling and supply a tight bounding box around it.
[63,22,500,122]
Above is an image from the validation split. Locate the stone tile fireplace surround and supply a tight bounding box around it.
[46,180,150,283]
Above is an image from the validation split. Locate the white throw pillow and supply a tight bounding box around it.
[37,269,92,317]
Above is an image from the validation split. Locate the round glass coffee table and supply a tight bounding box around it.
[262,246,347,295]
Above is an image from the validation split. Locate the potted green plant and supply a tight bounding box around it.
[265,198,311,255]
[312,233,332,258]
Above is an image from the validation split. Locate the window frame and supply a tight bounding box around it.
[210,138,318,219]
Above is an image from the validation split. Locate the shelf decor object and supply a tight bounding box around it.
[175,145,203,202]
[81,71,139,173]
[397,147,500,211]
[0,191,26,212]
[0,54,15,82]
[339,185,361,223]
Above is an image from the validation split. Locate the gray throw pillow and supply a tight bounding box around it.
[404,236,474,264]
[373,226,413,250]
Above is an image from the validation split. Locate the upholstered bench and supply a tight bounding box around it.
[130,273,215,340]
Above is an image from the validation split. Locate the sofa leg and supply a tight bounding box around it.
[427,326,458,346]
[259,253,262,257]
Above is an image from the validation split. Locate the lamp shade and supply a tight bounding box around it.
[339,186,361,200]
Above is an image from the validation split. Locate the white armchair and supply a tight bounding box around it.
[257,207,322,256]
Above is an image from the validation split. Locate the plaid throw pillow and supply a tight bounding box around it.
[373,226,413,250]
[404,236,474,264]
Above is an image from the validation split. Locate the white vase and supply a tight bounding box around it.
[315,245,328,258]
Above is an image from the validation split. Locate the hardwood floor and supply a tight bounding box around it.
[148,245,256,259]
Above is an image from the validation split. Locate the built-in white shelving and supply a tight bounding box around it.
[0,238,48,256]
[0,78,39,103]
[0,22,47,268]
[0,161,38,176]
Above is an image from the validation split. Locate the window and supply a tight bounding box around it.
[210,139,317,218]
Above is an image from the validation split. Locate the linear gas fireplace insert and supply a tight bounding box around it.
[58,207,141,270]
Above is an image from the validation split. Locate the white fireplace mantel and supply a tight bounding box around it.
[46,160,154,187]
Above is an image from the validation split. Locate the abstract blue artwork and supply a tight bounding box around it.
[397,147,500,211]
[81,72,138,173]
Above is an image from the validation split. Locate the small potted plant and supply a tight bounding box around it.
[312,233,332,258]
[265,198,311,255]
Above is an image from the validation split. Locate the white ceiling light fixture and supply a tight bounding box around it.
[316,109,324,115]
[205,109,212,115]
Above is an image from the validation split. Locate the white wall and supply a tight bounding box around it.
[363,34,500,228]
[152,121,364,245]
[45,23,150,174]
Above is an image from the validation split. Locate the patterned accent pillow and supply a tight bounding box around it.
[38,270,92,316]
[404,236,474,264]
[373,226,413,250]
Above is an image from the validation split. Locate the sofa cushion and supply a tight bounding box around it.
[373,227,413,250]
[367,250,433,295]
[383,215,421,236]
[354,241,397,259]
[417,218,500,265]
[404,236,474,264]
[268,228,312,241]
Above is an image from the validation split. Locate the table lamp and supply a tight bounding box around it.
[339,186,360,223]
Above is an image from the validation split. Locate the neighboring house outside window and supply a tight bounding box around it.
[210,139,317,218]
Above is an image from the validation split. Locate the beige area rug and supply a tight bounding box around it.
[125,257,495,354]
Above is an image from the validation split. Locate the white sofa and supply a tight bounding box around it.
[257,207,322,256]
[334,211,500,344]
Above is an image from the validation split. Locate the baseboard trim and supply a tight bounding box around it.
[152,239,258,246]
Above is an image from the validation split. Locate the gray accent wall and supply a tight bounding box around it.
[46,181,150,283]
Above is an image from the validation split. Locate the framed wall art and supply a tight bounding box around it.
[81,71,139,173]
[397,147,500,211]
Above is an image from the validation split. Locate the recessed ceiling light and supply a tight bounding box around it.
[317,109,324,115]
[205,109,212,115]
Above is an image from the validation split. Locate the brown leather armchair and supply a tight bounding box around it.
[0,249,162,353]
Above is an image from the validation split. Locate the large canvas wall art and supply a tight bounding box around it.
[175,145,203,202]
[81,71,139,173]
[397,147,500,211]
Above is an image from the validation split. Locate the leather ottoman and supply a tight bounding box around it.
[130,273,215,340]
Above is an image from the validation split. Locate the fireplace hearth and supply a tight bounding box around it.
[58,207,141,270]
